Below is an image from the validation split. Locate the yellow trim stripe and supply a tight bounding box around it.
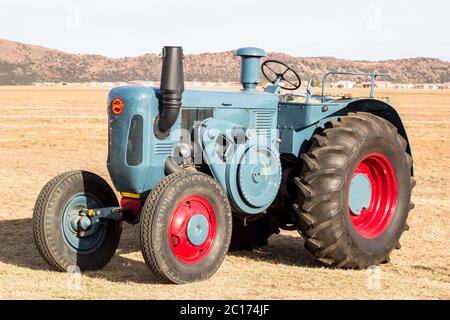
[121,192,141,199]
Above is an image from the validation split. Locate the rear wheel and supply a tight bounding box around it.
[294,112,415,268]
[140,171,232,284]
[33,171,122,271]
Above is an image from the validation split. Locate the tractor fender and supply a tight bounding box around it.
[334,98,413,174]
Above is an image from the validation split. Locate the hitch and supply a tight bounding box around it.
[71,206,135,233]
[82,207,124,222]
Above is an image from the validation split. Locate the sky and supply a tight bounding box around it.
[0,0,449,61]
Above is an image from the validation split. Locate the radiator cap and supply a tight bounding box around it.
[234,47,266,58]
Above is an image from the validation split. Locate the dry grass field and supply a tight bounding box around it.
[0,86,449,299]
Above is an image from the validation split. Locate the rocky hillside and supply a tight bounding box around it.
[0,39,449,85]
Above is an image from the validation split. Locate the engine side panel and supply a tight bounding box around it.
[107,86,279,195]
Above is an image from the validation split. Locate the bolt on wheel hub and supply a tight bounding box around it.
[349,173,372,215]
[186,214,209,246]
[69,215,92,234]
[61,193,106,252]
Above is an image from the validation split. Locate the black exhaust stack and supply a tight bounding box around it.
[154,46,184,139]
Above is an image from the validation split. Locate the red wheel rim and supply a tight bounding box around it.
[168,195,217,264]
[348,153,398,239]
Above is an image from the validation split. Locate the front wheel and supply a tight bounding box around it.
[33,171,122,271]
[294,112,415,268]
[140,171,232,284]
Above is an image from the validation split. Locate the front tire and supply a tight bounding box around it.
[294,112,415,268]
[140,171,232,284]
[33,171,122,271]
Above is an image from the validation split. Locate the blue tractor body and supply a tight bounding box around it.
[106,50,412,215]
[107,86,279,196]
[34,46,415,282]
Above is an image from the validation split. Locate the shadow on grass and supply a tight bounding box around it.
[228,233,321,268]
[0,218,320,285]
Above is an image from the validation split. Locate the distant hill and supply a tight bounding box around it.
[0,38,449,85]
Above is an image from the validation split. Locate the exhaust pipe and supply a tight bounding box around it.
[154,46,184,139]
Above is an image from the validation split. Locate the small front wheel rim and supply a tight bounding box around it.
[61,192,106,252]
[168,195,217,264]
[348,152,398,239]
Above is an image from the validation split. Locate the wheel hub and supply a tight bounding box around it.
[69,215,92,234]
[349,173,372,215]
[186,214,209,246]
[62,193,105,252]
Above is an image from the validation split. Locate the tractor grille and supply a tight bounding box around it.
[126,115,143,166]
[154,141,174,155]
[255,111,273,136]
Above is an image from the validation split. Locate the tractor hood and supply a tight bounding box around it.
[106,86,278,195]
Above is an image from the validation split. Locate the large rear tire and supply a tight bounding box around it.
[33,171,122,271]
[140,171,232,284]
[294,112,415,268]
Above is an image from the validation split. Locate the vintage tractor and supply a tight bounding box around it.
[33,46,415,284]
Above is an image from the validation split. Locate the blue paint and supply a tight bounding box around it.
[349,174,372,215]
[186,214,209,246]
[107,86,279,195]
[182,88,277,109]
[235,47,266,91]
[237,146,281,208]
[276,97,414,160]
[61,193,106,252]
[105,48,413,216]
[107,83,413,215]
[200,118,280,214]
[107,86,166,195]
[277,101,344,155]
[235,47,266,57]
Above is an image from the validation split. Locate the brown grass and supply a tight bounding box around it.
[0,86,449,299]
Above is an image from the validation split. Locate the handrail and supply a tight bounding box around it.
[321,71,388,102]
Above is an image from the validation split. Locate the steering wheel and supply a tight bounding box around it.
[261,60,301,90]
